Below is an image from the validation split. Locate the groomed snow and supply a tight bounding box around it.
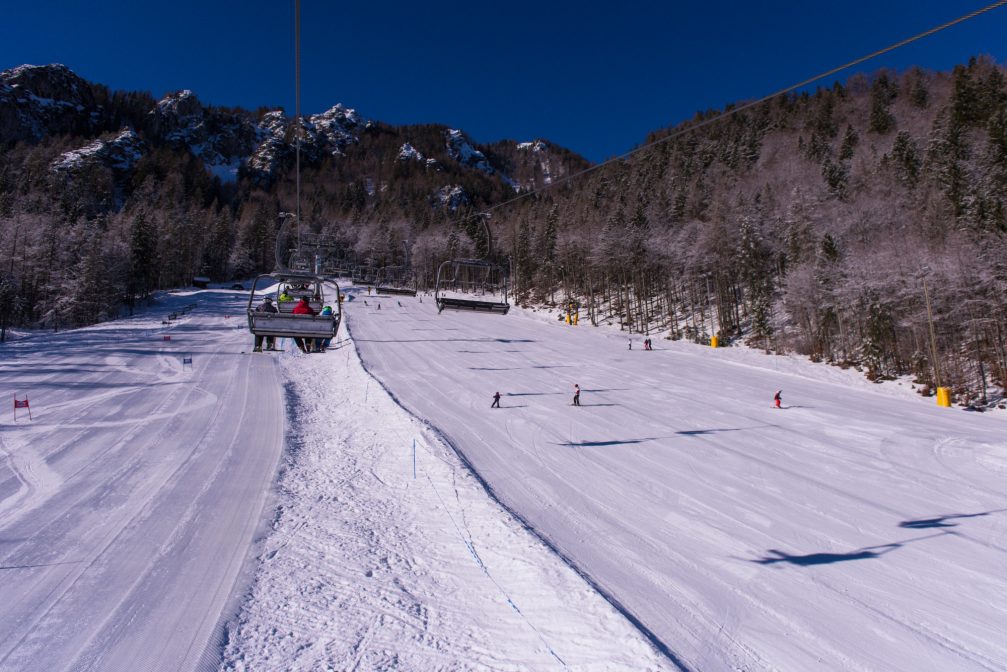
[219,291,670,670]
[339,289,1007,671]
[0,289,285,671]
[2,285,1005,671]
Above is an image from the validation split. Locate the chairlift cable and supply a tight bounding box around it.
[457,0,1007,228]
[295,0,302,250]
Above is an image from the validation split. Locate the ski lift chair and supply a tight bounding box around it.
[375,265,418,296]
[247,271,342,341]
[434,259,510,314]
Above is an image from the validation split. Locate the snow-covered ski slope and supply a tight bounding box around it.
[3,286,1005,671]
[345,289,1007,672]
[0,291,284,672]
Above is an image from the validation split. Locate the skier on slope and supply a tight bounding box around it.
[491,391,501,408]
[774,390,782,409]
[573,384,581,406]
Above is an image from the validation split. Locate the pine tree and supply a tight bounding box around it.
[738,217,774,348]
[839,125,859,161]
[868,74,897,134]
[72,226,115,326]
[128,211,157,310]
[891,131,921,187]
[515,219,534,297]
[907,67,930,109]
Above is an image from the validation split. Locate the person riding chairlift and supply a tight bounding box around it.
[293,297,316,315]
[319,306,334,351]
[292,297,317,353]
[252,296,277,352]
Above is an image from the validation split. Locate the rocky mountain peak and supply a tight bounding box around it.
[0,63,97,142]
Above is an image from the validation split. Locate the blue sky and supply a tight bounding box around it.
[3,1,1007,162]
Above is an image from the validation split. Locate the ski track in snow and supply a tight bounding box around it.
[0,291,285,672]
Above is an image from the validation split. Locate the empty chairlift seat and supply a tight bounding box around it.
[434,259,510,314]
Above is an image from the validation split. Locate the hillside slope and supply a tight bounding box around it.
[348,291,1007,671]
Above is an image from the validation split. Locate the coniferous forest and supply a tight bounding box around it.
[2,58,1006,407]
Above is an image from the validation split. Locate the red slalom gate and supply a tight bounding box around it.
[14,396,31,421]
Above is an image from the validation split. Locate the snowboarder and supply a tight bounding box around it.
[573,384,581,406]
[491,391,501,408]
[628,340,632,350]
[644,338,652,350]
[774,390,782,409]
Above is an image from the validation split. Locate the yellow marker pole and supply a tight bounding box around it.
[923,277,949,407]
[711,336,719,348]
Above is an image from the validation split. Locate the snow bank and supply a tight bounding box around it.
[220,311,671,671]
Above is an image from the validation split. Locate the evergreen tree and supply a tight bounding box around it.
[515,219,534,296]
[868,74,897,134]
[839,125,859,161]
[71,226,115,326]
[128,211,157,310]
[891,131,921,187]
[738,217,774,348]
[907,67,930,109]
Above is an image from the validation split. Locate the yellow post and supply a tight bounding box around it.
[710,335,719,348]
[936,387,951,407]
[566,303,579,325]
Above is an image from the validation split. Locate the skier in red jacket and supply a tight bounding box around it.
[292,297,316,315]
[292,298,317,352]
[774,390,782,408]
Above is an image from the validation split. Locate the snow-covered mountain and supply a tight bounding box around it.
[0,63,588,195]
[432,184,470,210]
[0,64,97,142]
[445,128,494,174]
[51,128,145,174]
[147,89,256,180]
